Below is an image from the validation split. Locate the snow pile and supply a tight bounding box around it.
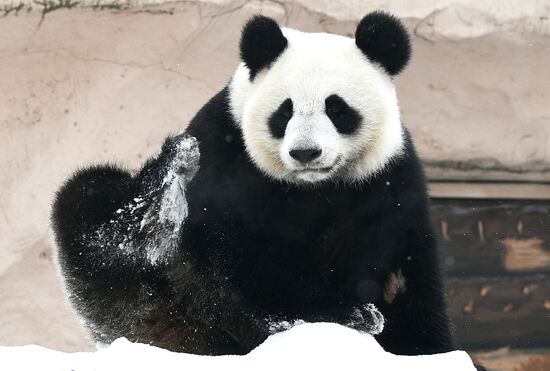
[0,323,475,371]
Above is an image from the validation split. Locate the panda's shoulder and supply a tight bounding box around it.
[381,130,431,210]
[185,87,244,158]
[186,88,231,135]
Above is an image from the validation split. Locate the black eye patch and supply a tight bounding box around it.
[268,98,293,139]
[325,94,362,135]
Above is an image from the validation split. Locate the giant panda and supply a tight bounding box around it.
[52,12,456,358]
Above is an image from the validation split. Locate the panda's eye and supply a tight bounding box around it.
[325,94,362,135]
[326,97,344,115]
[268,98,293,139]
[281,102,293,119]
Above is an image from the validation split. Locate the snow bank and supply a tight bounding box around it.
[0,323,476,371]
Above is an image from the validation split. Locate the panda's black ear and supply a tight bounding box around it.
[355,11,411,76]
[240,15,288,80]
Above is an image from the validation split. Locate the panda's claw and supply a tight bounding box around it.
[347,303,385,335]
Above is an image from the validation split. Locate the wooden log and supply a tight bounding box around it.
[471,347,550,371]
[430,199,550,276]
[447,274,550,349]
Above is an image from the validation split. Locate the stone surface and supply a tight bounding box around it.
[0,0,548,351]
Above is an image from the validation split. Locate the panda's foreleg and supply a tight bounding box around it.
[120,133,200,265]
[375,229,454,355]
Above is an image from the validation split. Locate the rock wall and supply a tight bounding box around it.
[0,0,548,351]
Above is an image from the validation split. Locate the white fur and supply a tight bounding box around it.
[229,28,405,184]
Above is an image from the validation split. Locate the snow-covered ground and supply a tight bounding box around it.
[0,322,475,371]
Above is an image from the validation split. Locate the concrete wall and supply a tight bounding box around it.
[0,0,548,351]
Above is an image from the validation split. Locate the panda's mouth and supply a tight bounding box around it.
[291,157,342,181]
[295,166,333,174]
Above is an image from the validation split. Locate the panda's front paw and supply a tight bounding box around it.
[163,134,200,181]
[347,303,385,335]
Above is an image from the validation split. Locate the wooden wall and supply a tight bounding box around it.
[431,198,550,350]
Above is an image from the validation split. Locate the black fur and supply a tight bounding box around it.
[240,15,288,80]
[268,98,293,138]
[355,11,411,76]
[325,94,362,135]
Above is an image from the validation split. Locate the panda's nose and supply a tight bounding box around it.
[289,148,322,163]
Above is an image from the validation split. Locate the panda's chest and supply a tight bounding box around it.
[215,184,376,261]
[224,196,386,309]
[185,171,394,309]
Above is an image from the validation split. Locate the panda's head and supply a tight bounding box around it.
[229,12,411,185]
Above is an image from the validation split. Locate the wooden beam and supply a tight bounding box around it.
[471,348,550,371]
[448,275,550,349]
[431,199,550,276]
[429,182,550,200]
